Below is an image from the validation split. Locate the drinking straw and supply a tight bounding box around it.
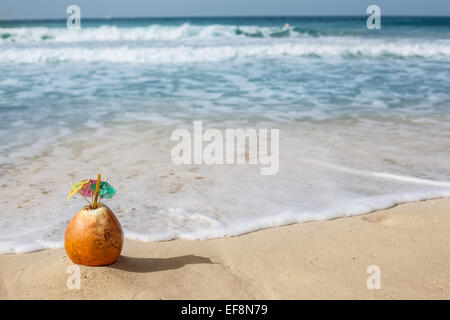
[93,173,101,209]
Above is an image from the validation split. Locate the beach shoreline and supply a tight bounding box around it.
[2,17,450,254]
[0,197,449,299]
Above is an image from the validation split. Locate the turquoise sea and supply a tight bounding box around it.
[0,17,449,253]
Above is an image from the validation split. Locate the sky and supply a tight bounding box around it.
[0,0,449,20]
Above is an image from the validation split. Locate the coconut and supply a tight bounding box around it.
[64,204,123,266]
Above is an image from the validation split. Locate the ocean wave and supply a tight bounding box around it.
[0,23,390,43]
[1,39,449,64]
[0,24,309,43]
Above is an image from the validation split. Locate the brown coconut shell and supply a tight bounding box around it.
[64,204,123,266]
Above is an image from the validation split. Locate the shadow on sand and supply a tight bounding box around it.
[111,255,214,273]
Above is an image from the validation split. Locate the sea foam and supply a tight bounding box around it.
[0,39,449,64]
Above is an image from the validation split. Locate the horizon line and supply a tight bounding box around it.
[1,14,449,22]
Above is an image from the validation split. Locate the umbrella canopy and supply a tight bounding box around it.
[89,181,116,199]
[67,176,116,206]
[67,180,90,201]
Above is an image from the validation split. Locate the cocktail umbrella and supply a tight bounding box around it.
[67,176,116,208]
[67,180,90,201]
[89,180,116,200]
[78,179,97,198]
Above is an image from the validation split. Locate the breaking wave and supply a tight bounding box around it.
[0,24,319,43]
[1,39,449,64]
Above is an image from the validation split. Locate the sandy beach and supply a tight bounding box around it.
[0,197,448,299]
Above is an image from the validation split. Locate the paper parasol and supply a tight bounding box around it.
[67,180,90,201]
[89,180,116,199]
[67,174,116,208]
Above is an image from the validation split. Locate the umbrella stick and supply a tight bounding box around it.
[82,195,91,206]
[93,174,101,209]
